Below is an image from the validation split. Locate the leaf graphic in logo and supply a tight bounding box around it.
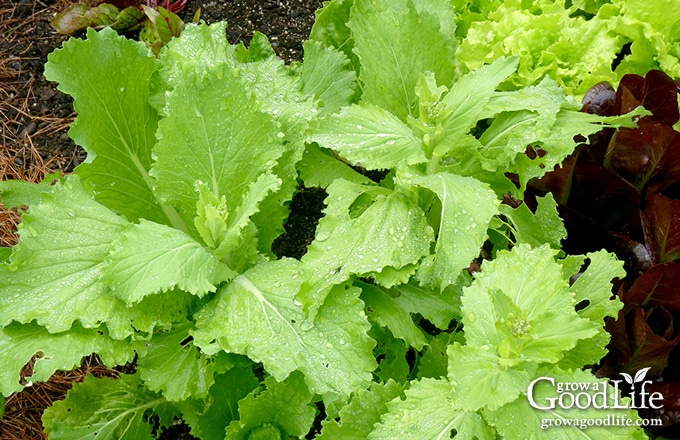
[619,372,634,385]
[634,367,651,384]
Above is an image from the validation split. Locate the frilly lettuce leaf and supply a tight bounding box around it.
[370,378,495,440]
[225,372,316,439]
[318,380,404,439]
[0,176,128,334]
[42,373,178,440]
[0,322,143,396]
[44,27,176,226]
[348,0,456,120]
[103,219,235,304]
[192,259,376,396]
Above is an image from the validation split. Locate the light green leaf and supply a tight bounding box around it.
[392,281,463,330]
[500,193,567,249]
[349,0,456,120]
[0,173,63,209]
[302,40,358,113]
[138,322,234,401]
[570,250,626,323]
[192,259,376,396]
[44,27,171,225]
[0,321,143,397]
[0,176,128,334]
[103,219,235,304]
[398,169,499,290]
[225,372,316,439]
[461,244,601,366]
[448,344,532,411]
[559,250,625,369]
[42,373,178,440]
[297,143,373,188]
[435,57,518,156]
[311,103,427,170]
[370,377,495,440]
[309,0,358,71]
[234,31,276,62]
[151,57,284,231]
[158,22,235,88]
[359,281,428,350]
[299,179,433,318]
[319,380,404,439]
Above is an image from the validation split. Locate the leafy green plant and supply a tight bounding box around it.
[0,0,660,438]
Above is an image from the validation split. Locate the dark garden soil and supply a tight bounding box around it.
[0,0,324,437]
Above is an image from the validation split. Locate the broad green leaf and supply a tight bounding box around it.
[103,219,235,304]
[370,377,495,439]
[297,144,373,188]
[158,22,235,88]
[0,176,127,334]
[398,169,499,290]
[0,173,63,209]
[302,40,358,113]
[311,103,427,170]
[42,373,178,440]
[192,259,376,396]
[137,322,234,401]
[151,58,285,231]
[507,105,650,191]
[0,321,142,396]
[309,0,357,71]
[559,250,625,369]
[234,31,276,62]
[461,245,601,366]
[225,372,316,439]
[359,281,427,349]
[349,0,456,120]
[392,281,463,330]
[299,179,433,318]
[448,344,532,411]
[435,57,519,156]
[500,193,567,249]
[179,365,260,440]
[319,380,404,439]
[570,250,626,323]
[44,27,171,226]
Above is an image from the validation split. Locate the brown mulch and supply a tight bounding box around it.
[0,0,322,437]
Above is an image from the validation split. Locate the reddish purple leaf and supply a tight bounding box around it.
[642,196,680,263]
[624,263,680,312]
[606,306,680,377]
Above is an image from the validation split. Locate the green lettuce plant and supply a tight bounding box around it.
[0,0,656,437]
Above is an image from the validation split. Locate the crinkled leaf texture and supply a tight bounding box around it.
[192,259,376,396]
[42,373,178,440]
[298,179,433,318]
[103,219,235,304]
[44,27,175,226]
[0,322,143,396]
[0,176,128,336]
[226,372,316,439]
[372,243,637,438]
